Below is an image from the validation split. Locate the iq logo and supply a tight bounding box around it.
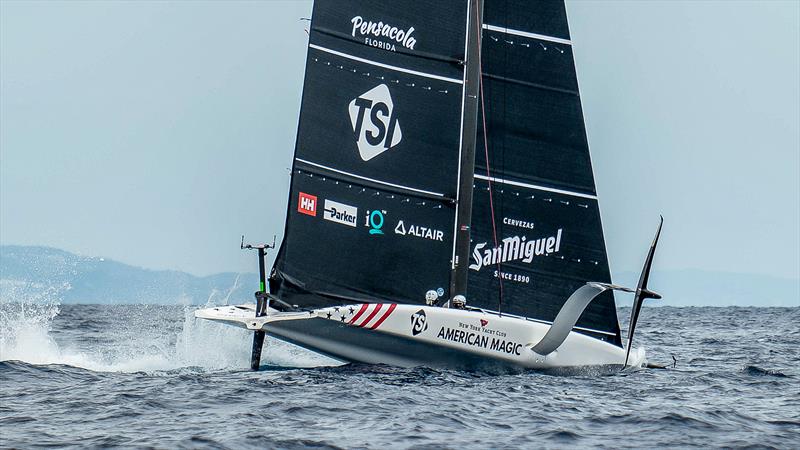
[348,84,402,161]
[365,209,385,235]
[297,192,317,216]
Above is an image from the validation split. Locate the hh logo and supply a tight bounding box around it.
[297,192,317,216]
[348,84,402,161]
[410,309,428,336]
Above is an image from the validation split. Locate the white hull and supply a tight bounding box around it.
[196,303,639,370]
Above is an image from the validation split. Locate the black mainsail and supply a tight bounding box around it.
[467,0,622,346]
[270,0,478,308]
[270,0,622,348]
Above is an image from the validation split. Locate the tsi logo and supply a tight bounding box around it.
[297,192,317,216]
[365,209,386,235]
[410,309,428,336]
[323,199,357,227]
[348,84,402,161]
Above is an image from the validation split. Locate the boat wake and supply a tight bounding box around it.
[0,282,335,373]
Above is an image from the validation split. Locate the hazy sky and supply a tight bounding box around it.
[1,1,798,281]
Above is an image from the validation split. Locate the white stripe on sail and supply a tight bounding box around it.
[482,24,572,46]
[474,174,597,200]
[296,158,446,198]
[308,44,464,85]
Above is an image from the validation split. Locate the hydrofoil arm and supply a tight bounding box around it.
[194,305,313,330]
[531,217,663,359]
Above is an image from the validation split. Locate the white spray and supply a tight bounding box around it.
[0,279,336,373]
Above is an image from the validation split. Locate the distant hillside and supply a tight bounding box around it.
[1,245,797,307]
[0,245,259,305]
[613,269,799,307]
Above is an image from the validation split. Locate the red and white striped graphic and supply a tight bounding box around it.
[348,303,397,330]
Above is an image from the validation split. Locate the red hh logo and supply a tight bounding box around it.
[298,192,318,216]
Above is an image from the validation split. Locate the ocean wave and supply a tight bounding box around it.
[2,300,798,448]
[741,365,789,378]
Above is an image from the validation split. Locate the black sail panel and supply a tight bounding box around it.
[468,0,621,345]
[274,171,455,308]
[271,0,469,308]
[484,0,570,41]
[310,1,467,81]
[298,0,469,198]
[296,50,464,198]
[477,1,594,194]
[469,180,619,343]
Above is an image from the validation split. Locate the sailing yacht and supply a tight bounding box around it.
[196,0,663,371]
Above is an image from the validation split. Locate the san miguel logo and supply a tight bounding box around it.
[297,192,317,216]
[469,229,563,271]
[349,84,402,161]
[351,16,417,52]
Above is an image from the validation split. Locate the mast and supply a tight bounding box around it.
[449,0,483,301]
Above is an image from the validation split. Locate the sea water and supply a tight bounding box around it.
[0,288,798,448]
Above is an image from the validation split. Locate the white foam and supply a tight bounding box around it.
[626,345,648,369]
[0,281,65,365]
[0,281,338,373]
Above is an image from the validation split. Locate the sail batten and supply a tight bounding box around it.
[473,174,598,200]
[308,44,465,84]
[295,158,450,199]
[482,24,573,46]
[481,73,579,96]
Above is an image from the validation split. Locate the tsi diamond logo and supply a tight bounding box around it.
[323,199,358,227]
[410,309,428,336]
[348,84,402,161]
